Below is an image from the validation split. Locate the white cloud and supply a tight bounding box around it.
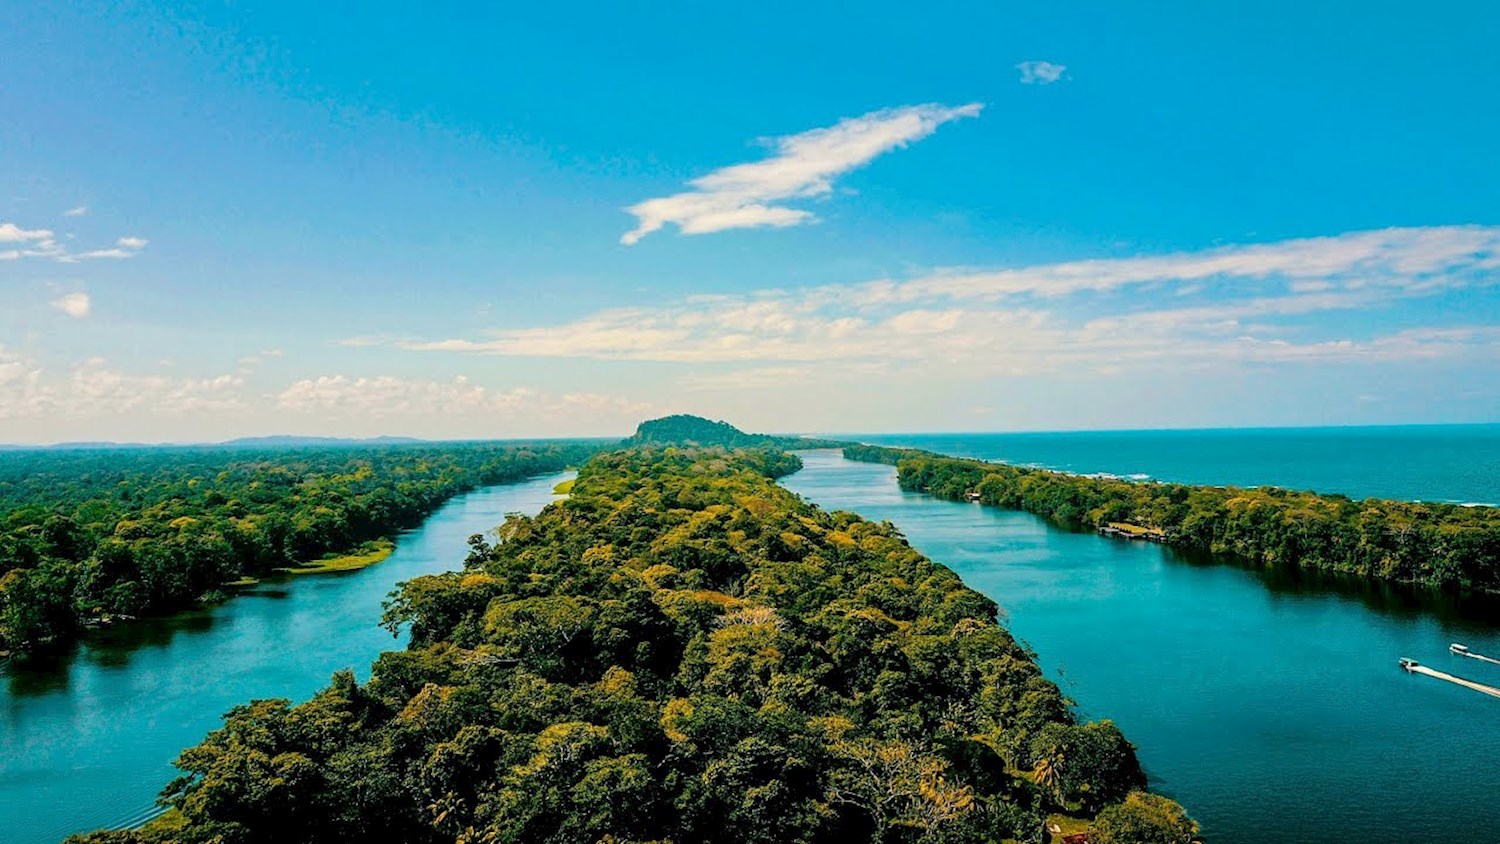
[0,352,664,441]
[0,348,54,419]
[335,335,389,348]
[237,349,283,369]
[0,220,147,261]
[0,351,248,422]
[51,292,91,318]
[396,225,1500,376]
[68,363,245,415]
[277,375,660,421]
[0,222,55,242]
[620,102,983,245]
[881,225,1500,304]
[1017,61,1067,84]
[63,206,88,217]
[278,375,497,415]
[74,248,135,260]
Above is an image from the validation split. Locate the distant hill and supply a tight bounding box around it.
[627,414,845,450]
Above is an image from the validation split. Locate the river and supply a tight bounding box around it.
[8,449,1500,844]
[0,471,573,844]
[782,450,1500,844]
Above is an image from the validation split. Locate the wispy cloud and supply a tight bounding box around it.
[0,222,148,262]
[335,335,390,348]
[63,206,88,217]
[0,222,54,243]
[1017,61,1067,84]
[620,103,983,245]
[51,292,91,318]
[396,225,1500,377]
[277,375,661,421]
[74,236,150,261]
[237,348,284,369]
[0,346,663,440]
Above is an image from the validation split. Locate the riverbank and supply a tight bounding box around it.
[0,473,574,844]
[843,444,1500,595]
[781,450,1500,844]
[0,441,600,657]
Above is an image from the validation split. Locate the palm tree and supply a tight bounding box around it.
[1032,754,1064,803]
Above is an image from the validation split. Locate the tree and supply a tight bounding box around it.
[1091,791,1199,844]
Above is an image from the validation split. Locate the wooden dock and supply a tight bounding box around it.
[1405,663,1500,699]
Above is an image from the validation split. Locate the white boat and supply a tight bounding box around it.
[1451,643,1471,655]
[1399,657,1420,671]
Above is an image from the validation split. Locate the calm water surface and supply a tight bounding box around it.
[784,450,1500,844]
[0,471,572,844]
[847,424,1500,503]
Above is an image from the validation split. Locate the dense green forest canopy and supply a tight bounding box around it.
[72,444,1192,844]
[844,444,1500,592]
[0,441,600,655]
[628,414,844,450]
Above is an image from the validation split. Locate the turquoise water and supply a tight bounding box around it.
[782,451,1500,844]
[7,426,1500,844]
[0,471,572,844]
[846,424,1500,504]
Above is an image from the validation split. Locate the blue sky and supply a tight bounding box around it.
[2,1,1498,442]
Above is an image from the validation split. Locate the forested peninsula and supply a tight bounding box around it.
[70,436,1195,844]
[844,444,1500,593]
[0,441,600,655]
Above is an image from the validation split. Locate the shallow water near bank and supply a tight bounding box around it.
[783,450,1500,844]
[0,471,572,844]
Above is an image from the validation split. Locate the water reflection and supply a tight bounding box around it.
[1163,544,1500,631]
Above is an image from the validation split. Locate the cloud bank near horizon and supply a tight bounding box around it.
[398,225,1500,376]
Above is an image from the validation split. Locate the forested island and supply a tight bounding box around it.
[844,444,1500,593]
[67,435,1195,844]
[0,441,600,656]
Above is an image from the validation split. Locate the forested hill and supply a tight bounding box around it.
[0,441,600,656]
[628,414,845,450]
[73,444,1196,844]
[844,443,1500,593]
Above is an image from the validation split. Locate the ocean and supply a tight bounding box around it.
[839,424,1500,504]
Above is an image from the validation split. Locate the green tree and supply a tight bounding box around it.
[1091,791,1200,844]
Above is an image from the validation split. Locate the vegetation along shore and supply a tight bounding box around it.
[0,441,601,657]
[843,444,1500,594]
